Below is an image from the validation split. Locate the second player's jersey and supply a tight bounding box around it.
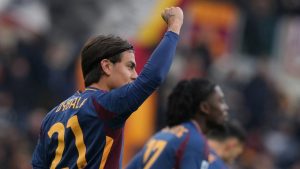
[208,150,229,169]
[126,121,210,169]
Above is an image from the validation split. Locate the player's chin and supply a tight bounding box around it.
[207,119,224,129]
[220,112,228,123]
[217,115,227,125]
[127,80,136,84]
[223,115,229,122]
[117,81,133,88]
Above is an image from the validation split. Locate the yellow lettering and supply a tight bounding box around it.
[55,97,87,112]
[99,136,114,169]
[143,139,167,169]
[48,123,65,169]
[62,100,69,111]
[75,97,81,108]
[162,125,188,138]
[56,101,66,112]
[79,98,87,108]
[63,100,72,111]
[69,98,77,109]
[174,126,188,137]
[56,103,62,112]
[67,100,72,110]
[48,115,87,169]
[67,116,87,168]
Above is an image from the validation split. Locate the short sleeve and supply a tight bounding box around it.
[32,120,48,168]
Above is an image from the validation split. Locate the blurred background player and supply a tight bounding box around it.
[207,119,246,169]
[126,78,229,169]
[31,7,183,169]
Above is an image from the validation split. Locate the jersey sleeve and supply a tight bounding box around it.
[95,31,179,119]
[32,120,48,169]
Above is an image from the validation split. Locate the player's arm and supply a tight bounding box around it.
[32,119,49,169]
[97,7,183,118]
[32,141,48,169]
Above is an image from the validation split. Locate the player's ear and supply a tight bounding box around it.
[100,59,113,75]
[200,102,210,115]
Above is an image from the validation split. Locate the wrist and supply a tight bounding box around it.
[167,22,182,35]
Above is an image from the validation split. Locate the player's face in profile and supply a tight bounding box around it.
[206,86,229,125]
[223,138,244,164]
[109,50,138,89]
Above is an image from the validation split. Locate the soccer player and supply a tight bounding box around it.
[126,78,229,169]
[32,7,184,169]
[207,120,246,169]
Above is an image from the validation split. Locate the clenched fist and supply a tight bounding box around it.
[161,7,184,35]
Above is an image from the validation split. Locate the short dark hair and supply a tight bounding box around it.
[166,78,216,127]
[81,35,133,87]
[206,120,247,143]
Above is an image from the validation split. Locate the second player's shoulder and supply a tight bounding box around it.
[159,124,190,140]
[182,122,208,151]
[144,125,190,151]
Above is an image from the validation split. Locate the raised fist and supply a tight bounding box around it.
[161,7,184,34]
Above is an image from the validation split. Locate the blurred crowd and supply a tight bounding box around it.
[0,0,300,169]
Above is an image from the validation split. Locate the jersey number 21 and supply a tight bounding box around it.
[48,115,113,169]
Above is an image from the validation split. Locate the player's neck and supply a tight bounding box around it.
[89,81,110,91]
[191,120,202,133]
[193,114,210,134]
